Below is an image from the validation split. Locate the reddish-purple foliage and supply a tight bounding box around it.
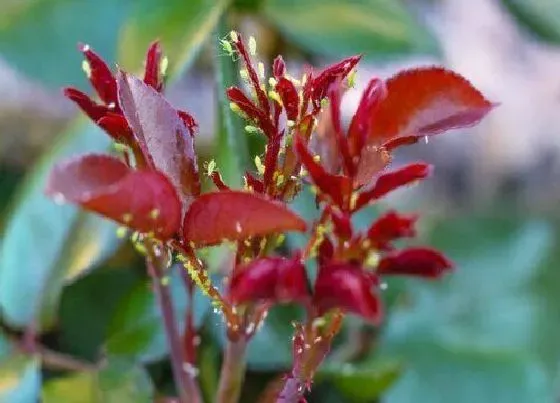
[46,34,495,403]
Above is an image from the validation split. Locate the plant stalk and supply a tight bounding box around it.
[147,257,202,403]
[216,337,248,403]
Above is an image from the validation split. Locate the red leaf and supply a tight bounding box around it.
[313,263,381,323]
[177,110,198,137]
[117,72,200,205]
[97,113,134,144]
[369,67,495,146]
[308,55,361,108]
[273,55,286,78]
[183,191,306,246]
[245,172,264,193]
[328,208,352,240]
[275,77,300,121]
[367,210,418,250]
[355,163,432,210]
[45,154,181,239]
[63,88,109,122]
[348,79,386,158]
[79,43,118,106]
[227,87,275,137]
[143,41,164,92]
[354,145,392,187]
[295,136,352,210]
[377,247,453,278]
[229,256,309,304]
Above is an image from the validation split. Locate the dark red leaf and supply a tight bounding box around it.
[97,113,134,144]
[309,55,361,108]
[183,191,306,246]
[276,77,300,121]
[143,41,164,92]
[377,247,453,278]
[369,67,495,146]
[317,237,334,266]
[245,172,264,193]
[231,33,270,113]
[367,210,418,250]
[354,145,392,187]
[328,208,352,240]
[313,263,381,323]
[227,87,276,138]
[45,154,181,239]
[348,78,386,158]
[273,55,286,78]
[295,136,352,210]
[63,87,109,122]
[117,72,200,205]
[210,171,230,191]
[327,83,354,176]
[229,256,309,304]
[355,163,432,210]
[177,110,198,137]
[79,43,117,105]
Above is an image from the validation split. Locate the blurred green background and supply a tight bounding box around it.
[1,0,560,402]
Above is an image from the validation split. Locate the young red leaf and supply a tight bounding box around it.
[182,191,306,246]
[295,136,352,210]
[355,163,432,210]
[275,77,300,121]
[369,67,495,146]
[229,256,309,304]
[79,43,118,106]
[367,210,418,250]
[177,110,198,137]
[45,154,181,239]
[348,78,386,158]
[328,208,352,240]
[308,55,361,108]
[63,87,109,122]
[313,263,381,323]
[97,113,134,144]
[377,247,453,278]
[354,145,392,187]
[273,55,286,78]
[143,41,164,92]
[117,72,200,204]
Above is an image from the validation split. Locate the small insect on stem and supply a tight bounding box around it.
[218,34,238,60]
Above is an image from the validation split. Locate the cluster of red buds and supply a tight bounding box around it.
[46,31,494,402]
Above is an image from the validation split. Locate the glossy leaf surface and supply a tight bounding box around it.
[46,154,181,239]
[183,191,306,246]
[370,68,495,146]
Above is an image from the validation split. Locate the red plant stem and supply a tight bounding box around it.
[146,257,202,403]
[216,337,248,403]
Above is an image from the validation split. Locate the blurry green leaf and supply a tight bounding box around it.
[263,0,437,59]
[42,358,153,403]
[0,0,228,88]
[199,341,220,402]
[0,123,116,330]
[0,344,41,403]
[106,265,210,362]
[320,359,402,402]
[502,0,560,44]
[58,266,141,361]
[385,345,550,403]
[380,216,559,402]
[0,0,125,88]
[118,0,230,77]
[214,15,250,188]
